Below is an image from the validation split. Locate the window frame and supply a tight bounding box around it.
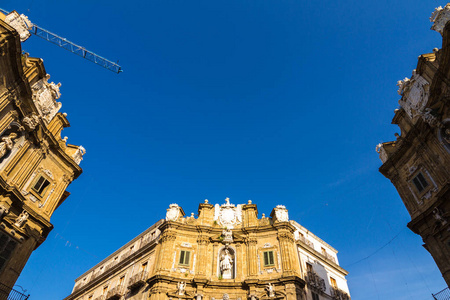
[31,175,51,197]
[412,172,429,193]
[263,250,275,267]
[179,250,191,266]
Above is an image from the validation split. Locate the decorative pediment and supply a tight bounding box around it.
[430,4,450,35]
[214,198,242,229]
[4,11,32,42]
[31,74,62,124]
[397,70,430,121]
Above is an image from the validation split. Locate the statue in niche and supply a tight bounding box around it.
[219,248,234,279]
[15,211,29,228]
[0,205,8,220]
[0,133,17,159]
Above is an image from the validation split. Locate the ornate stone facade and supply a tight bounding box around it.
[0,11,84,288]
[378,4,450,287]
[64,200,350,300]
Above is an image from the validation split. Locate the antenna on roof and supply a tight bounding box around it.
[0,8,122,74]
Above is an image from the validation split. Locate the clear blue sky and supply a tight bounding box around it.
[3,0,447,299]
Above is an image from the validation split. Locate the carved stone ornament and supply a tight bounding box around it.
[22,113,40,131]
[14,211,29,228]
[222,228,233,244]
[430,4,450,35]
[420,108,441,128]
[31,74,62,124]
[0,132,18,160]
[4,11,32,42]
[214,198,242,229]
[166,204,181,221]
[375,143,388,163]
[72,145,86,165]
[273,205,289,222]
[397,70,430,121]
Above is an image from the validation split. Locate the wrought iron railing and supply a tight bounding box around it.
[0,283,30,300]
[330,287,350,300]
[306,270,326,292]
[433,287,450,300]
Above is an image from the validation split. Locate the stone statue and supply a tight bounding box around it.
[433,208,447,226]
[222,228,233,244]
[15,211,29,228]
[0,204,9,220]
[0,133,17,159]
[220,249,233,279]
[266,283,275,297]
[223,294,230,300]
[4,11,32,42]
[177,281,186,296]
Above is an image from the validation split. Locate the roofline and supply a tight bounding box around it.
[290,220,338,254]
[74,219,164,282]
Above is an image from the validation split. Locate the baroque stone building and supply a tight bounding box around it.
[65,200,350,300]
[0,10,85,288]
[376,4,450,287]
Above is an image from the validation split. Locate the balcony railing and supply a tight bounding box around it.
[297,237,337,265]
[331,287,350,300]
[298,236,314,248]
[128,271,147,290]
[433,287,450,300]
[0,283,30,300]
[306,270,326,292]
[105,285,123,300]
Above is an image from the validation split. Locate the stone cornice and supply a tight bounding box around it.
[296,241,348,276]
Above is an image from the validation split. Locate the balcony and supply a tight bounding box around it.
[306,271,326,292]
[128,271,147,290]
[297,236,314,248]
[331,287,350,300]
[105,285,123,300]
[0,283,29,300]
[320,252,337,264]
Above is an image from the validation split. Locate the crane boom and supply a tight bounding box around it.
[0,8,122,74]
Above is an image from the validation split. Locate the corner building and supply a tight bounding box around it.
[65,200,350,300]
[0,11,85,289]
[376,4,450,287]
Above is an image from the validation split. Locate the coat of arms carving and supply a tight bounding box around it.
[214,198,242,229]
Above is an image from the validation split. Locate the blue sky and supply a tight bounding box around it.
[2,0,447,299]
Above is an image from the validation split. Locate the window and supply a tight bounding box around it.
[141,262,148,272]
[119,275,125,285]
[0,232,17,271]
[330,277,337,288]
[263,251,275,267]
[179,250,190,266]
[321,247,327,256]
[306,263,313,273]
[32,176,50,195]
[412,172,429,193]
[312,292,320,300]
[103,286,108,294]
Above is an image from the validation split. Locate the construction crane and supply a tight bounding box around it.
[0,8,122,74]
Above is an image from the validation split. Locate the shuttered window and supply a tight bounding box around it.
[263,251,274,266]
[179,250,191,266]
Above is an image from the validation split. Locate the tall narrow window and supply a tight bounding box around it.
[412,172,429,193]
[0,232,17,271]
[306,263,313,273]
[330,277,337,288]
[32,176,50,195]
[119,275,125,285]
[141,262,148,272]
[179,250,190,266]
[321,247,327,256]
[263,251,275,267]
[311,292,319,300]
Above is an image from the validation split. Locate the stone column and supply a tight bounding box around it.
[246,237,258,278]
[196,235,209,278]
[277,230,297,276]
